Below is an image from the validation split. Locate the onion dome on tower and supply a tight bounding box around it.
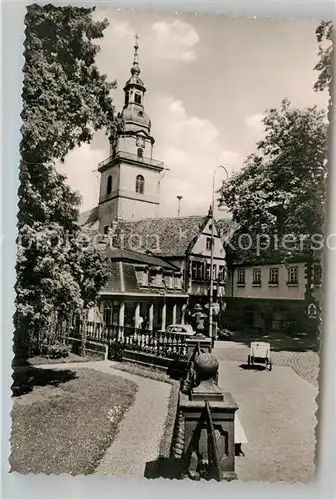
[122,34,152,134]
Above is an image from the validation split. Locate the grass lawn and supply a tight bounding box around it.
[28,352,102,366]
[10,368,138,475]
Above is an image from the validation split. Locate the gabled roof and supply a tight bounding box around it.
[105,247,178,270]
[78,208,236,257]
[114,216,210,257]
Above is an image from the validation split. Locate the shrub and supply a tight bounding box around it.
[40,343,71,359]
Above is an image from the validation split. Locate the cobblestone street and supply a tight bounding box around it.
[214,341,318,482]
[214,341,319,388]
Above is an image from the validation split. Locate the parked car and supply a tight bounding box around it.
[165,324,195,336]
[216,327,234,340]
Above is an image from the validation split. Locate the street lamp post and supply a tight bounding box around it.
[209,165,229,344]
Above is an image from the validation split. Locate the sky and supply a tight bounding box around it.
[56,9,328,219]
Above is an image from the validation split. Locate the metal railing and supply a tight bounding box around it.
[98,150,164,170]
[60,319,187,362]
[121,325,187,360]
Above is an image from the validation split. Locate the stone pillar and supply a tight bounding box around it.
[178,352,238,481]
[181,304,187,325]
[118,302,125,341]
[172,303,177,324]
[161,302,167,331]
[148,303,154,332]
[185,333,212,363]
[135,302,140,329]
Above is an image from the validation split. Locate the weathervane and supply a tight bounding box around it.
[134,33,140,64]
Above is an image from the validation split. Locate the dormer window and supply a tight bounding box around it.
[106,175,112,195]
[150,267,164,287]
[134,93,142,104]
[136,174,144,194]
[164,272,174,289]
[135,266,148,287]
[137,148,143,158]
[174,273,182,289]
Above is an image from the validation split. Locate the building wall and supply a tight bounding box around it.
[119,162,160,203]
[223,296,309,333]
[98,160,161,229]
[223,261,322,334]
[188,219,227,300]
[115,134,153,158]
[191,219,226,260]
[99,164,121,204]
[98,199,119,233]
[226,263,306,301]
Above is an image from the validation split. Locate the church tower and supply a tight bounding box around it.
[97,35,164,232]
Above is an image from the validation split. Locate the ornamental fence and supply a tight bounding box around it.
[55,319,188,366]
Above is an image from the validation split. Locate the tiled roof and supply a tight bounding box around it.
[113,216,209,257]
[78,208,236,257]
[105,247,178,270]
[78,206,99,229]
[101,261,187,297]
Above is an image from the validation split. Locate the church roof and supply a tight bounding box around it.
[78,206,99,229]
[78,209,235,257]
[114,216,206,257]
[114,216,234,257]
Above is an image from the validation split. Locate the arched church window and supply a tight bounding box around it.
[136,174,145,194]
[107,175,112,195]
[137,148,143,158]
[125,92,129,106]
[134,93,142,105]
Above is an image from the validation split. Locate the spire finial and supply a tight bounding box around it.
[131,33,140,75]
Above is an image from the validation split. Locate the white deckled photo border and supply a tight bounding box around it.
[1,1,335,499]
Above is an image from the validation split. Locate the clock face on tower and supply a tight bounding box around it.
[136,136,145,149]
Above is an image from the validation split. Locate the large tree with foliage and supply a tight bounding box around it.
[314,20,333,92]
[220,99,328,262]
[15,5,115,360]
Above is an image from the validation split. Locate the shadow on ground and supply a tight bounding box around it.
[239,363,270,372]
[229,330,319,352]
[11,363,78,397]
[144,456,185,479]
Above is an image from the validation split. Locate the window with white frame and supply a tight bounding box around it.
[103,302,113,325]
[191,261,204,281]
[206,237,212,251]
[212,264,217,279]
[269,267,279,285]
[252,268,261,284]
[287,265,298,285]
[218,265,225,281]
[237,268,245,285]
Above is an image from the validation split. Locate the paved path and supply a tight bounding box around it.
[214,341,319,388]
[39,360,171,477]
[216,359,317,483]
